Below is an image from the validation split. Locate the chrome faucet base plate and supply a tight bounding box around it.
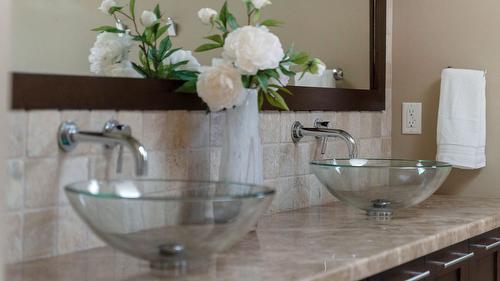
[291,121,304,143]
[58,121,78,152]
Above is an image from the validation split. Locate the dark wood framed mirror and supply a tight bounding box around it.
[11,0,386,111]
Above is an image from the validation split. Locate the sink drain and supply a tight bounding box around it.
[368,199,393,217]
[158,243,185,256]
[371,199,391,209]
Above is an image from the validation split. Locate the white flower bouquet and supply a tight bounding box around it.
[195,0,326,111]
[90,0,199,91]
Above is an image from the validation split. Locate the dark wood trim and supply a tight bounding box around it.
[11,0,387,112]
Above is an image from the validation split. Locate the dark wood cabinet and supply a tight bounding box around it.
[366,228,500,281]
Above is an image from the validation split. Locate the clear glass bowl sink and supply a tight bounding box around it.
[310,159,452,217]
[65,180,275,272]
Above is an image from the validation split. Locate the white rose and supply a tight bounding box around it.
[198,8,218,25]
[163,50,201,72]
[251,0,272,9]
[140,10,158,27]
[310,58,327,76]
[223,26,284,75]
[104,61,142,78]
[98,0,118,15]
[196,64,246,112]
[89,32,133,75]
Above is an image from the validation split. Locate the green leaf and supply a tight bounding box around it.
[279,65,296,77]
[278,86,293,96]
[162,47,181,61]
[258,89,264,110]
[139,50,148,66]
[144,28,154,45]
[265,91,289,111]
[260,19,284,27]
[204,34,224,45]
[92,26,125,33]
[290,52,310,65]
[175,80,198,93]
[153,4,161,19]
[227,13,239,30]
[108,6,123,14]
[219,1,228,28]
[242,75,252,89]
[245,1,253,14]
[170,60,190,70]
[171,70,199,81]
[156,25,168,39]
[129,0,136,18]
[256,73,269,89]
[147,48,158,61]
[195,43,222,52]
[252,10,262,23]
[132,34,144,41]
[263,69,280,81]
[131,62,148,77]
[159,36,172,57]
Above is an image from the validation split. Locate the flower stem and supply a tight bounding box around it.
[117,10,154,77]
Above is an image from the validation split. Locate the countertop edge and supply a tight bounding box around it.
[307,211,500,281]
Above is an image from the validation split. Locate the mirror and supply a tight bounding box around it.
[11,0,370,90]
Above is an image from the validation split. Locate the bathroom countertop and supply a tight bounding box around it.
[7,195,500,281]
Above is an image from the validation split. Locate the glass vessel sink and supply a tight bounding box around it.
[65,180,275,273]
[310,159,452,217]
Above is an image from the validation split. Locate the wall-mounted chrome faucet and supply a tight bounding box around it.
[291,119,358,159]
[58,120,148,176]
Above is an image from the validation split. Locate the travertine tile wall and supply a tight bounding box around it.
[4,109,391,263]
[5,0,392,265]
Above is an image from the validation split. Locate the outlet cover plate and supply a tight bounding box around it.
[402,102,422,135]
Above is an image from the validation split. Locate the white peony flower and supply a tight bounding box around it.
[198,8,218,25]
[104,61,142,78]
[140,10,158,27]
[163,50,201,72]
[98,0,118,15]
[89,32,133,75]
[251,0,272,9]
[223,26,284,75]
[197,64,246,112]
[310,58,327,76]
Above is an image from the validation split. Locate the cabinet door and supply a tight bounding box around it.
[426,241,473,281]
[469,229,500,281]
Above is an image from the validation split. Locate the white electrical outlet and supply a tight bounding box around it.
[402,102,422,135]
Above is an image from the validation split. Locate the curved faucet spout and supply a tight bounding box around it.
[58,121,149,176]
[291,121,358,159]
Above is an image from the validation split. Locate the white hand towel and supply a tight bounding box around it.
[295,70,335,88]
[436,68,486,169]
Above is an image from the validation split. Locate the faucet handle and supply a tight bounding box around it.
[314,119,330,129]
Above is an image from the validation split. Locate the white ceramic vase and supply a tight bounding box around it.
[219,89,264,185]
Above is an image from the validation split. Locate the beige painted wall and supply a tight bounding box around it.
[1,0,10,279]
[392,0,500,196]
[11,0,370,89]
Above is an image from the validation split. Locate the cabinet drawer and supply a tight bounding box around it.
[469,229,500,257]
[367,258,430,281]
[426,241,473,280]
[469,229,500,281]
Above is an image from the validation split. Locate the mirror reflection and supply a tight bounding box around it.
[11,0,370,89]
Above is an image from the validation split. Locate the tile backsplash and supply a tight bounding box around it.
[5,109,391,263]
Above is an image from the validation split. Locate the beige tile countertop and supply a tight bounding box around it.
[7,195,500,281]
